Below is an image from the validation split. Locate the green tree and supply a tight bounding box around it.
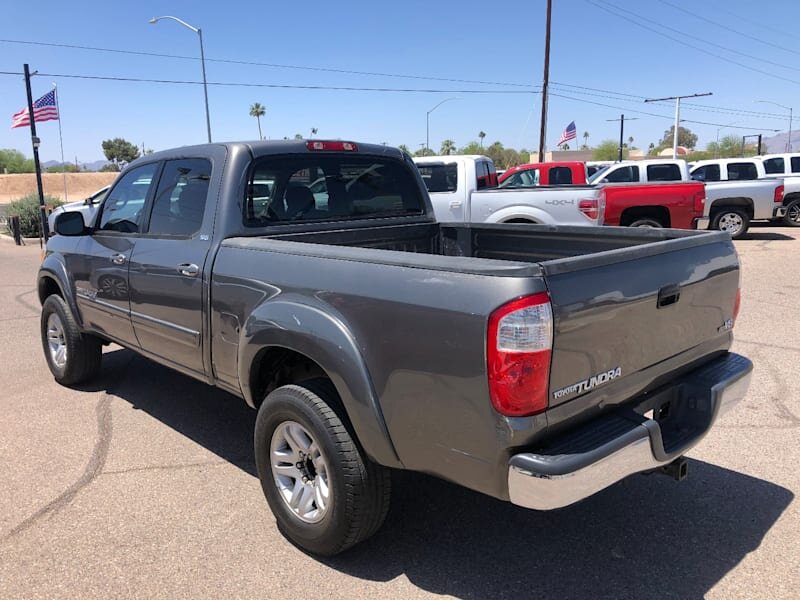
[582,131,590,149]
[592,139,627,161]
[5,193,63,237]
[100,163,120,172]
[657,126,698,150]
[413,147,435,157]
[398,144,412,155]
[560,143,570,151]
[648,142,656,155]
[478,131,486,148]
[293,133,303,140]
[0,149,35,173]
[459,141,484,155]
[706,134,759,158]
[249,102,266,140]
[627,136,634,149]
[101,138,140,169]
[440,139,456,155]
[46,163,80,173]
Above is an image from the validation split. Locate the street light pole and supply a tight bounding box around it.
[644,92,713,158]
[150,15,212,143]
[755,100,793,152]
[426,97,457,154]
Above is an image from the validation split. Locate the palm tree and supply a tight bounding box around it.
[440,139,456,155]
[478,131,486,148]
[249,103,266,140]
[628,135,634,149]
[582,131,590,149]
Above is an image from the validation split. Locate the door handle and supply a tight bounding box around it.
[449,200,463,208]
[177,263,199,277]
[110,253,127,265]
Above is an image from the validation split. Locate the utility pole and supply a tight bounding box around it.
[23,64,49,243]
[537,0,552,163]
[606,114,638,162]
[644,92,712,158]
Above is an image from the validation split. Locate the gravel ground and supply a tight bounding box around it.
[0,225,797,599]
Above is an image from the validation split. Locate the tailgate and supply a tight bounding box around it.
[542,234,739,408]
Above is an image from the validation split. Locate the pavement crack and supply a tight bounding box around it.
[1,393,114,542]
[102,459,229,475]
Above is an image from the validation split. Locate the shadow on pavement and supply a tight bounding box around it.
[99,348,792,599]
[740,232,795,241]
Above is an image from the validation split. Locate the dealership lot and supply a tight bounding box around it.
[1,226,798,599]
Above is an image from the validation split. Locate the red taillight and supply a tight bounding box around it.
[774,185,784,203]
[579,198,599,220]
[487,292,553,417]
[693,190,706,215]
[306,141,358,152]
[733,288,741,323]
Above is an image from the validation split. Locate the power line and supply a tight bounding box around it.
[583,0,800,86]
[0,71,538,94]
[599,0,800,74]
[657,0,799,57]
[3,36,790,120]
[0,38,535,89]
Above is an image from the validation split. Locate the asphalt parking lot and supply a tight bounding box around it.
[1,225,798,599]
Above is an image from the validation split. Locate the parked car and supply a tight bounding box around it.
[41,140,751,556]
[589,159,690,184]
[601,181,706,229]
[414,155,601,226]
[690,158,794,228]
[498,161,588,187]
[756,153,800,226]
[47,186,110,233]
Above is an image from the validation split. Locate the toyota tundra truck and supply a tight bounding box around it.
[40,140,751,556]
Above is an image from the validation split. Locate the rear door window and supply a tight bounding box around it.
[549,166,573,185]
[147,159,211,236]
[727,162,758,180]
[647,164,682,181]
[791,157,800,173]
[763,158,785,174]
[417,164,457,193]
[245,155,425,225]
[604,165,639,183]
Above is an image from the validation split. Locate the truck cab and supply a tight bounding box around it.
[590,159,689,184]
[498,161,588,187]
[413,155,497,221]
[690,159,764,181]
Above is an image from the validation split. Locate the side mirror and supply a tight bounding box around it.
[54,211,87,236]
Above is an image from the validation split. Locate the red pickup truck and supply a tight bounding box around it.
[601,181,706,229]
[499,161,588,186]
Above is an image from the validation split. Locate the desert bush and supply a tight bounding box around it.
[5,193,63,237]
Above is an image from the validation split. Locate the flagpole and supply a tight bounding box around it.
[23,64,49,243]
[53,83,68,202]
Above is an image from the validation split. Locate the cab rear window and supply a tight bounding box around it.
[245,156,425,226]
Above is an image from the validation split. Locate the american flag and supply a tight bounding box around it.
[558,121,577,145]
[11,89,59,129]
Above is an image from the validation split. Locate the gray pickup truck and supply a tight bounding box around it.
[39,140,752,556]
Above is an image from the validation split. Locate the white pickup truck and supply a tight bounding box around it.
[413,155,603,226]
[690,158,792,230]
[47,186,110,233]
[588,159,690,184]
[759,153,800,226]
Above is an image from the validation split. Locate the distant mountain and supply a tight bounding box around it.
[41,159,112,172]
[758,131,800,154]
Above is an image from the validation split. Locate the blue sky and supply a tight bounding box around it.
[2,0,799,162]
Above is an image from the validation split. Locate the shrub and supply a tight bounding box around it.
[5,193,63,237]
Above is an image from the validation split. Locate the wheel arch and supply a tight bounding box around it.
[239,298,401,468]
[619,205,671,227]
[709,197,754,219]
[37,258,83,329]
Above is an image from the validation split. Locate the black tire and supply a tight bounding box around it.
[712,208,750,239]
[783,198,800,227]
[629,218,663,228]
[40,295,102,385]
[254,378,391,556]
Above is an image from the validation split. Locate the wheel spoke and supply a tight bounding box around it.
[298,484,316,515]
[272,462,301,480]
[289,480,304,509]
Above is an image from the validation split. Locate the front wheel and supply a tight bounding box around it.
[40,295,102,385]
[712,208,750,239]
[784,199,800,227]
[254,379,391,556]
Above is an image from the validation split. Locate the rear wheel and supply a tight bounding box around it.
[712,208,749,239]
[254,379,391,556]
[784,198,800,227]
[629,218,663,228]
[40,295,102,385]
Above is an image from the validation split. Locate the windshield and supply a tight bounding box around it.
[587,166,610,183]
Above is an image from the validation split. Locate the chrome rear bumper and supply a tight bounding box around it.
[508,353,752,511]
